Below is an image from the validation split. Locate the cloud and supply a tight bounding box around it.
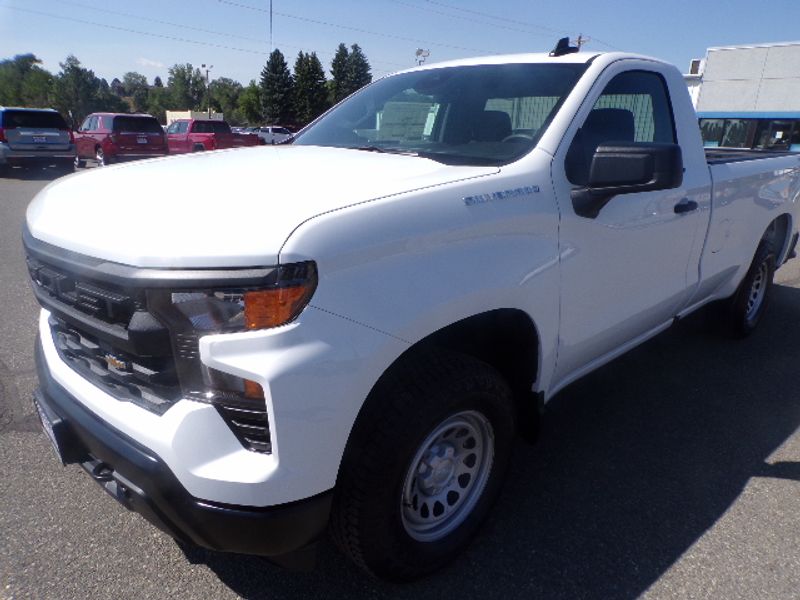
[137,58,165,69]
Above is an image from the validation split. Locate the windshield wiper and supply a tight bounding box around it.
[352,145,419,157]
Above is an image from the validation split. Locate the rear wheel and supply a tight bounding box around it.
[725,240,775,337]
[74,155,85,169]
[193,144,205,152]
[331,350,515,581]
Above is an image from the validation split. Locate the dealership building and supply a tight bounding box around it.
[685,41,800,151]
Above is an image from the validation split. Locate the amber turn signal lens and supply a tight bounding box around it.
[244,378,264,399]
[244,285,312,329]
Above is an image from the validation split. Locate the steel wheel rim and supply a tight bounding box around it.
[745,261,768,322]
[401,410,494,542]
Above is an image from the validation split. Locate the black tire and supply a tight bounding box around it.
[331,350,516,581]
[725,240,775,337]
[74,155,85,170]
[193,144,205,152]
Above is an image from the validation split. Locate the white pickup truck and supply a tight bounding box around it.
[25,47,800,581]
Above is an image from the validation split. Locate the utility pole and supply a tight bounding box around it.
[201,63,213,117]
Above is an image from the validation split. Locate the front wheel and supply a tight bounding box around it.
[331,351,515,581]
[725,240,775,337]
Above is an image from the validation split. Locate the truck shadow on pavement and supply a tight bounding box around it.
[190,284,800,600]
[2,165,72,181]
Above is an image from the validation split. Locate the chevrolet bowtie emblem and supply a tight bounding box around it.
[104,354,128,371]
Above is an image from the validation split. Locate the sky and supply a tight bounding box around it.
[1,0,799,86]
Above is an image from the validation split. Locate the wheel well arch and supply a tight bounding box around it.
[347,309,542,451]
[763,213,793,263]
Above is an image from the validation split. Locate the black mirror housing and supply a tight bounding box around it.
[572,142,683,218]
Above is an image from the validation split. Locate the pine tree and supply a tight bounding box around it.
[260,49,294,125]
[330,43,349,103]
[294,52,330,126]
[153,76,164,88]
[345,44,372,97]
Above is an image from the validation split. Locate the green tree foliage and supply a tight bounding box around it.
[345,44,372,97]
[330,43,350,103]
[146,87,170,123]
[293,52,330,127]
[167,63,205,110]
[51,55,125,125]
[237,80,262,125]
[0,54,53,107]
[110,77,125,97]
[208,77,243,119]
[122,72,150,113]
[0,43,374,126]
[260,49,294,125]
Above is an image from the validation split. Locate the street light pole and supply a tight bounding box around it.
[201,63,213,117]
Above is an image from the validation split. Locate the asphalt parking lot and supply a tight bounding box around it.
[1,167,800,600]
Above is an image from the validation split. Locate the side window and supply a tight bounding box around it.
[566,70,676,186]
[79,117,91,131]
[166,122,178,134]
[174,121,189,134]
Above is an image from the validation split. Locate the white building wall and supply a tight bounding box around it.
[696,42,800,113]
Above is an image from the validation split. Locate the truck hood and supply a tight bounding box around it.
[26,145,499,267]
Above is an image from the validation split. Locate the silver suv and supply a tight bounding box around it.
[0,107,76,175]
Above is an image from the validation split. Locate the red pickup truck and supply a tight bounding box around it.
[165,119,261,154]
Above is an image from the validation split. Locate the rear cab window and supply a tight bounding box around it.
[192,121,232,134]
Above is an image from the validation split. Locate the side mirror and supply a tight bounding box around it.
[571,142,683,218]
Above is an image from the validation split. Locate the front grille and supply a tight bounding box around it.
[28,256,140,327]
[27,246,272,453]
[50,316,180,414]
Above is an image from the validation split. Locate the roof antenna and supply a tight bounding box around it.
[549,37,579,57]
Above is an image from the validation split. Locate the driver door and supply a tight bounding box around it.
[551,65,709,385]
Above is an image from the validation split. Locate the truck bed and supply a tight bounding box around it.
[705,147,796,165]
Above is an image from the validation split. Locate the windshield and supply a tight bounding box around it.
[294,63,587,166]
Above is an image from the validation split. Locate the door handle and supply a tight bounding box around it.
[674,198,698,214]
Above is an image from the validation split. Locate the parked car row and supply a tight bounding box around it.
[1,106,282,176]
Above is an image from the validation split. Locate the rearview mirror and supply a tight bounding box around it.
[571,142,683,218]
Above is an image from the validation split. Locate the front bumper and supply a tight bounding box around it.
[34,334,333,557]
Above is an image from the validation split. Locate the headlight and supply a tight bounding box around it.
[147,261,317,402]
